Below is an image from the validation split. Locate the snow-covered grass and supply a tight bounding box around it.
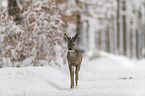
[0,52,145,96]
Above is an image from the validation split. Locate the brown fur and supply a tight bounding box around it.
[64,33,82,89]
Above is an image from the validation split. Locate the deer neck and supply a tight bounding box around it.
[68,49,77,58]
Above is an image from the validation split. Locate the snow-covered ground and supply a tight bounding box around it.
[0,52,145,96]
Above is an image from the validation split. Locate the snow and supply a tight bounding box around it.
[1,0,7,8]
[0,52,145,96]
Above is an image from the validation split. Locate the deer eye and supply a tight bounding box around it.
[73,44,74,46]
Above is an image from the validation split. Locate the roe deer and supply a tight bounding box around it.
[64,33,82,89]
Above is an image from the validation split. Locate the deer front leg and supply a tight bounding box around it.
[69,65,74,89]
[75,64,81,86]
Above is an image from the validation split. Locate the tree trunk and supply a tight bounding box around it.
[117,0,120,55]
[132,20,137,59]
[113,10,118,54]
[109,14,114,53]
[75,0,83,52]
[119,0,123,55]
[8,0,22,24]
[101,27,106,51]
[122,0,126,56]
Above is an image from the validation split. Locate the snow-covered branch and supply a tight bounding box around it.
[16,0,23,10]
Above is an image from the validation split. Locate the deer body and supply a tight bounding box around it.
[65,33,82,89]
[67,49,82,66]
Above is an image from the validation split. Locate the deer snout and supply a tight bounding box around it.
[69,47,73,50]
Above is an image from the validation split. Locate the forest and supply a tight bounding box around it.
[0,0,144,68]
[0,0,145,96]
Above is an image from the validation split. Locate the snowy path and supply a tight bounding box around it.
[66,56,145,96]
[0,53,145,96]
[79,62,145,96]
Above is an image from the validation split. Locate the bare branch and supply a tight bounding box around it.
[16,0,23,10]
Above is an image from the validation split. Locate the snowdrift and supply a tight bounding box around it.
[0,52,145,96]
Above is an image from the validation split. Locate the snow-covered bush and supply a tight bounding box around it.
[0,0,67,67]
[0,10,25,67]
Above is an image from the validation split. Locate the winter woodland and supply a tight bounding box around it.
[0,0,145,96]
[73,0,145,59]
[0,0,145,68]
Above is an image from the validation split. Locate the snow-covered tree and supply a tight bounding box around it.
[0,0,66,67]
[66,0,145,59]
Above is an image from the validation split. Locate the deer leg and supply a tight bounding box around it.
[75,64,81,86]
[69,65,74,89]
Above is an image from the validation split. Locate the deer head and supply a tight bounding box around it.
[64,33,78,52]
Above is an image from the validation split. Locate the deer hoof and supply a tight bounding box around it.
[70,86,74,89]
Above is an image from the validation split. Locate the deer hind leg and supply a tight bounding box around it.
[75,64,81,86]
[69,65,74,89]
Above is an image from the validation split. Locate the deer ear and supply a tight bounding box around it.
[64,33,69,41]
[72,33,78,41]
